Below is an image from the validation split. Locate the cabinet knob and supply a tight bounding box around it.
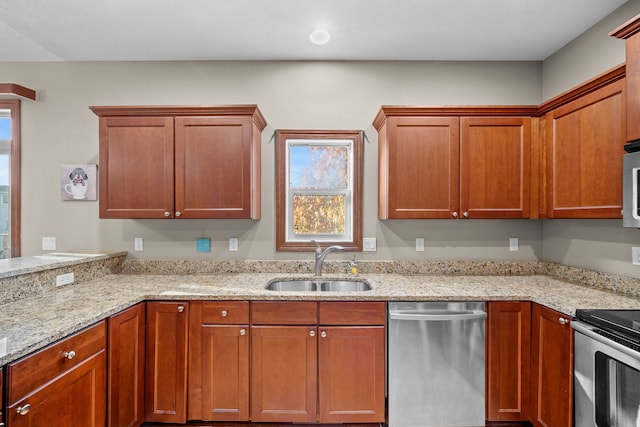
[452,212,458,218]
[463,211,469,218]
[175,212,182,217]
[309,330,315,337]
[16,404,31,416]
[221,310,228,317]
[164,211,171,217]
[321,331,327,338]
[559,317,569,325]
[240,328,246,336]
[177,305,185,313]
[63,350,76,360]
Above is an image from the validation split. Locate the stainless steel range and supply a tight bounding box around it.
[572,309,640,427]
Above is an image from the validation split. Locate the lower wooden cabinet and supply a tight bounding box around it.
[6,322,107,427]
[486,301,531,422]
[250,301,386,424]
[108,303,145,427]
[145,301,189,424]
[189,301,250,421]
[530,303,573,427]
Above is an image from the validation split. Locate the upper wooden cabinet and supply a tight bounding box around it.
[90,105,266,219]
[612,14,640,143]
[374,107,535,219]
[541,76,625,218]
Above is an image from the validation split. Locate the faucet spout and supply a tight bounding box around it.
[311,240,345,276]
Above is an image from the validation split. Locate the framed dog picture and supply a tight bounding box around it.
[60,164,97,201]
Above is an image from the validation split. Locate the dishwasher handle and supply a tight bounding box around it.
[389,310,487,321]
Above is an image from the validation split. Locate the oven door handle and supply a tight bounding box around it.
[572,320,640,362]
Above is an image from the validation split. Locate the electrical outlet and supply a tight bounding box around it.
[363,237,377,252]
[229,238,239,252]
[134,237,144,251]
[633,247,640,266]
[42,236,56,251]
[56,272,75,287]
[509,237,519,252]
[416,238,425,252]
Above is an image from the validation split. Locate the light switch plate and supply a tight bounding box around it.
[509,237,519,252]
[56,272,75,287]
[416,237,425,252]
[229,238,239,252]
[632,247,640,266]
[363,237,377,252]
[134,237,144,252]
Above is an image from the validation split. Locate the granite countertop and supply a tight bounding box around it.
[1,271,640,366]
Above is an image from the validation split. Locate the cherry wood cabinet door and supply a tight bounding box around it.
[7,351,106,427]
[460,117,531,218]
[379,116,460,219]
[98,116,175,218]
[145,301,189,424]
[486,301,531,422]
[200,326,249,421]
[108,303,145,427]
[318,326,385,423]
[530,303,573,427]
[250,326,318,422]
[174,116,260,219]
[545,79,625,218]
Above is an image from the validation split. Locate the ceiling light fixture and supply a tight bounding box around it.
[309,29,331,46]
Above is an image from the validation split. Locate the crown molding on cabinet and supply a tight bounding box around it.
[0,83,36,101]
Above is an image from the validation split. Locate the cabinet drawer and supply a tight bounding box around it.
[7,321,107,404]
[251,302,318,325]
[202,301,249,324]
[319,302,386,325]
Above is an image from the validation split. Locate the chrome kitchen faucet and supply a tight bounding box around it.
[311,240,345,276]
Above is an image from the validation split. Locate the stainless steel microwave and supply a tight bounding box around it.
[623,146,640,228]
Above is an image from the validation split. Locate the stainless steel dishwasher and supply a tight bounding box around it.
[388,301,487,427]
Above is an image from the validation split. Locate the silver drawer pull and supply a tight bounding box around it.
[310,330,315,337]
[559,317,569,325]
[321,331,327,338]
[16,404,31,416]
[221,310,228,317]
[64,350,76,360]
[177,305,184,313]
[240,328,246,336]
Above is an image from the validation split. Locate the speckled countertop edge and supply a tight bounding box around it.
[1,270,639,366]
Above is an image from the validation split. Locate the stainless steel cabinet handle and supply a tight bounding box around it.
[16,404,31,416]
[177,305,184,313]
[240,328,246,336]
[164,211,171,217]
[389,311,487,321]
[175,212,181,217]
[559,317,569,325]
[310,330,315,337]
[463,211,469,218]
[63,350,76,360]
[452,212,458,218]
[221,310,228,317]
[321,331,327,338]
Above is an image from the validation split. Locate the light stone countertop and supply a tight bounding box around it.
[1,271,640,366]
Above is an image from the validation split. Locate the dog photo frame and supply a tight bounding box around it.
[60,164,97,201]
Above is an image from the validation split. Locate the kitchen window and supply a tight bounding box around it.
[275,130,363,251]
[0,101,21,258]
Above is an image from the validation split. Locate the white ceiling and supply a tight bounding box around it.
[0,0,629,62]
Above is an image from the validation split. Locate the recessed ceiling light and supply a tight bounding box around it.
[309,29,331,46]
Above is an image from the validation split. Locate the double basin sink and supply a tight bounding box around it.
[266,279,372,292]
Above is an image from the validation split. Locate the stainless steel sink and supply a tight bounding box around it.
[265,279,372,292]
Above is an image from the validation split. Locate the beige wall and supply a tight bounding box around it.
[4,1,640,279]
[541,0,640,279]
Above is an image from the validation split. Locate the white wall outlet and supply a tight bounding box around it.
[363,237,377,252]
[509,237,519,252]
[42,236,56,251]
[56,272,75,287]
[416,237,425,252]
[229,238,239,252]
[134,237,144,252]
[633,247,640,266]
